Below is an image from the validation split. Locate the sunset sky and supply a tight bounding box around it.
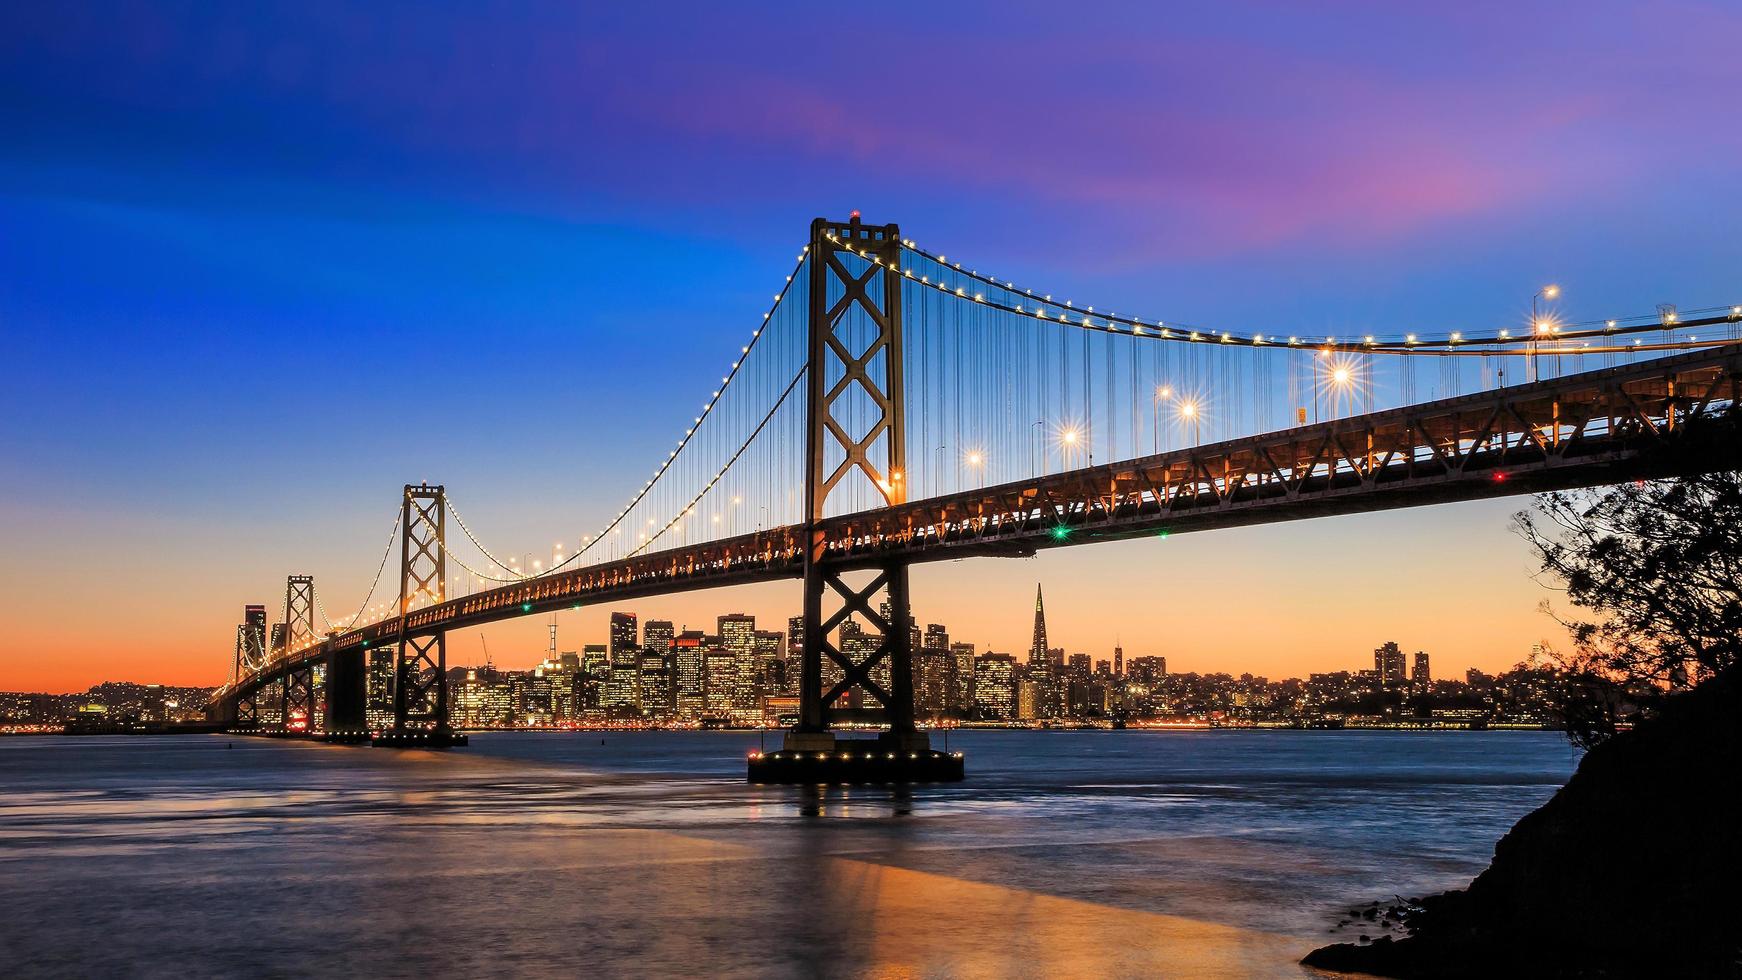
[4,2,1741,691]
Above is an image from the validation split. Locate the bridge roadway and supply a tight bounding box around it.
[224,345,1741,707]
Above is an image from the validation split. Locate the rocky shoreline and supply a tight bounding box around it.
[1304,673,1741,977]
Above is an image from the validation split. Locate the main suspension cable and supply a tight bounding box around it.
[886,235,1741,353]
[438,244,812,581]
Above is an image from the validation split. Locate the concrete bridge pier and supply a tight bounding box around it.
[323,648,369,743]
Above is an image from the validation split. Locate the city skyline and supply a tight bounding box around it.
[3,494,1562,692]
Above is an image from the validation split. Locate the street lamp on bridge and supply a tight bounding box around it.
[1530,284,1561,382]
[1178,399,1201,446]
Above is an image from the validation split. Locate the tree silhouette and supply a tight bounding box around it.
[1516,471,1742,746]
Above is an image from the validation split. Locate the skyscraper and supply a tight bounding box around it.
[1374,641,1407,685]
[785,615,804,697]
[643,620,675,655]
[913,647,951,718]
[717,613,755,655]
[754,630,784,696]
[1029,585,1048,669]
[609,612,639,665]
[1113,643,1123,677]
[1412,651,1431,684]
[366,648,395,729]
[974,653,1017,719]
[673,630,706,718]
[639,650,672,717]
[703,646,736,717]
[949,642,976,714]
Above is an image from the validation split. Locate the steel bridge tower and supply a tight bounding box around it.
[374,483,461,745]
[755,215,962,781]
[277,575,316,732]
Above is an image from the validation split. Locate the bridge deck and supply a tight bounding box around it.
[218,346,1740,706]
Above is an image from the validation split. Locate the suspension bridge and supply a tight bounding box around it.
[209,214,1742,780]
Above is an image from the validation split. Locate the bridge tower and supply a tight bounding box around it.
[376,483,461,745]
[282,575,316,651]
[232,624,249,686]
[755,215,960,781]
[278,576,316,732]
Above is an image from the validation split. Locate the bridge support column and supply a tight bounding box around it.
[230,691,256,729]
[751,214,960,783]
[374,483,466,748]
[282,665,313,735]
[324,649,368,742]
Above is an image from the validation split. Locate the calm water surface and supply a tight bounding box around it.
[0,730,1580,978]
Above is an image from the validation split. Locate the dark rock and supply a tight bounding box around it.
[1305,671,1742,977]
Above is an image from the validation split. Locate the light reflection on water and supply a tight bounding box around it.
[0,731,1577,977]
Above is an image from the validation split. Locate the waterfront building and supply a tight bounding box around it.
[452,668,489,727]
[483,671,513,724]
[517,670,555,725]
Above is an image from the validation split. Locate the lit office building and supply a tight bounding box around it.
[673,630,707,719]
[753,630,783,696]
[718,613,755,655]
[639,651,673,718]
[974,653,1017,719]
[785,616,804,697]
[367,648,395,729]
[703,646,737,717]
[949,642,976,714]
[643,620,675,656]
[914,647,951,718]
[1126,655,1167,685]
[604,661,640,715]
[1375,641,1408,686]
[609,612,639,664]
[453,668,491,727]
